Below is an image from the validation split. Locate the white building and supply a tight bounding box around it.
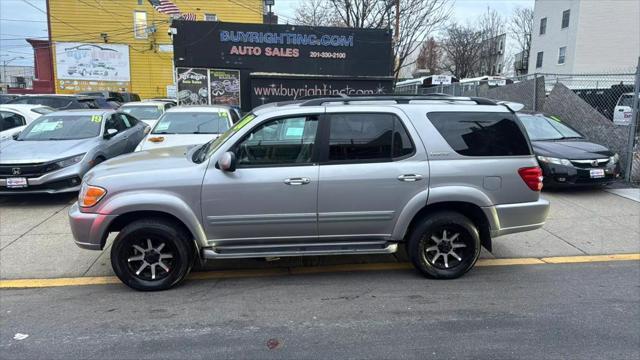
[528,0,640,74]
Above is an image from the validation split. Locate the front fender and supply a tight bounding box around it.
[95,191,208,249]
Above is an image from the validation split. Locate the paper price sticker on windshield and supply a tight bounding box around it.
[31,121,62,133]
[155,121,170,131]
[91,115,102,123]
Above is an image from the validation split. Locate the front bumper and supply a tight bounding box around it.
[0,163,85,194]
[540,162,620,187]
[483,197,550,238]
[68,202,116,250]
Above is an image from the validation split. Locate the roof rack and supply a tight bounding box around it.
[299,95,497,107]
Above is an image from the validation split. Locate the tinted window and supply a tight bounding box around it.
[519,115,583,141]
[233,116,318,167]
[121,105,163,120]
[18,115,102,140]
[152,112,231,134]
[0,111,26,131]
[327,113,413,162]
[428,112,531,156]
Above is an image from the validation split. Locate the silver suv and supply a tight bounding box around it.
[69,96,550,291]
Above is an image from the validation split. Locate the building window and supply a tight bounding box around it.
[561,10,570,28]
[134,11,147,39]
[539,17,547,35]
[558,46,566,64]
[137,0,143,5]
[498,63,502,73]
[204,13,218,21]
[536,51,544,68]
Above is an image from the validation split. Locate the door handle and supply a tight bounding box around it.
[398,174,424,182]
[284,177,311,185]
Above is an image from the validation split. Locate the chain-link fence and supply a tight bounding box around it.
[397,68,640,185]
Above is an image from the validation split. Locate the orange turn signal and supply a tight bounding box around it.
[149,136,165,143]
[80,185,107,207]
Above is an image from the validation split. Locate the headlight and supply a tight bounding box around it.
[537,156,572,166]
[609,153,619,164]
[79,182,107,207]
[55,153,85,168]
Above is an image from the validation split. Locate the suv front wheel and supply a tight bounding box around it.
[111,218,195,291]
[407,211,481,279]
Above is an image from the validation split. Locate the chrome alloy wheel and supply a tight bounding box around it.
[424,229,468,269]
[127,238,175,281]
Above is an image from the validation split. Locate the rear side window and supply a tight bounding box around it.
[327,113,414,162]
[428,112,531,156]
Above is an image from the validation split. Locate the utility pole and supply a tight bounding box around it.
[394,0,400,78]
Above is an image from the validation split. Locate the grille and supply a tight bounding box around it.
[570,159,609,169]
[0,162,60,178]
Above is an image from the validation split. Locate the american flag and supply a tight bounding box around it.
[179,13,196,21]
[148,0,180,15]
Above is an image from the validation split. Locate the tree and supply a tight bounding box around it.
[508,6,534,58]
[294,0,341,27]
[292,0,452,79]
[440,23,483,79]
[415,37,441,74]
[477,7,505,75]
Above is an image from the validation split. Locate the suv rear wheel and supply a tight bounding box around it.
[407,211,481,279]
[111,218,195,291]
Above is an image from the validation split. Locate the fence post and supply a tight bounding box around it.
[624,57,640,182]
[532,75,538,112]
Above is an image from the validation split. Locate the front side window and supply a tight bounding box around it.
[558,46,566,64]
[233,116,318,167]
[0,111,26,131]
[18,115,102,141]
[561,10,570,28]
[327,113,414,163]
[536,51,544,68]
[428,112,531,156]
[539,17,547,35]
[134,11,147,39]
[153,112,231,134]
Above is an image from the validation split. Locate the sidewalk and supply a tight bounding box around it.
[1,188,638,280]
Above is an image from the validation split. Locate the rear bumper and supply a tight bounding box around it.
[483,197,550,238]
[68,202,116,250]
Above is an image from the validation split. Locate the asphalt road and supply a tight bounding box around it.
[1,261,639,359]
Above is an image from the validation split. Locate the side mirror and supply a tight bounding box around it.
[12,132,21,140]
[218,151,236,172]
[104,128,117,139]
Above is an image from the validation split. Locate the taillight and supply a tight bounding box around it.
[518,167,543,191]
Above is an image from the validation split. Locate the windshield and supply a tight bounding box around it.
[18,114,102,141]
[153,111,231,135]
[519,115,583,141]
[195,113,256,163]
[619,95,638,107]
[120,105,163,120]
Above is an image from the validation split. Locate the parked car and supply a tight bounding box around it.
[78,91,125,103]
[0,109,147,194]
[69,95,549,291]
[119,101,173,127]
[0,94,19,104]
[93,97,121,109]
[517,112,620,187]
[613,92,638,126]
[7,95,100,110]
[120,92,141,103]
[0,104,56,141]
[144,98,177,106]
[135,106,234,151]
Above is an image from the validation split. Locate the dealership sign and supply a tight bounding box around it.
[55,42,130,82]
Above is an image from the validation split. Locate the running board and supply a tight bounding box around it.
[202,241,398,259]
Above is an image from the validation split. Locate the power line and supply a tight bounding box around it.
[21,0,85,33]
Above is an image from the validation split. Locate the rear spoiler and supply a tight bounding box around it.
[496,101,525,112]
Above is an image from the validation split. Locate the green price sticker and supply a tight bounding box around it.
[549,115,562,122]
[91,115,102,123]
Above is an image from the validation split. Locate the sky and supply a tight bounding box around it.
[0,0,533,67]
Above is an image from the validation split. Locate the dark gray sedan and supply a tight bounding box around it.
[0,109,147,194]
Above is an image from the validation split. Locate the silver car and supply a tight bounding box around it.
[69,95,550,291]
[0,109,147,194]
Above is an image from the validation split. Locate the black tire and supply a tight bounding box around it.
[407,211,481,279]
[111,218,195,291]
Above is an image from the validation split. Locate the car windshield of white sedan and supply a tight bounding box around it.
[120,105,163,120]
[152,112,230,134]
[519,115,583,141]
[18,115,102,141]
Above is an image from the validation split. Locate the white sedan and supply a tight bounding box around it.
[120,101,174,128]
[135,106,236,151]
[0,104,55,141]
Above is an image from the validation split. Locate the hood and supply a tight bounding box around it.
[532,140,613,159]
[0,137,98,164]
[138,133,219,151]
[85,145,199,184]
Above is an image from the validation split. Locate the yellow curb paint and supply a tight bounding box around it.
[0,253,638,289]
[476,258,545,266]
[541,253,640,264]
